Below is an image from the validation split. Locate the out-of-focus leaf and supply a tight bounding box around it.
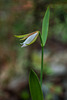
[21,91,29,100]
[42,7,50,46]
[55,86,62,94]
[46,93,53,100]
[29,70,43,100]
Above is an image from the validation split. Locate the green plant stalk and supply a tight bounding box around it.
[39,32,44,86]
[40,46,44,86]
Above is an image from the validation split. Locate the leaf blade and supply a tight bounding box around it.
[42,7,50,46]
[29,70,43,100]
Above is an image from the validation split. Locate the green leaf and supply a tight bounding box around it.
[42,7,50,46]
[29,70,43,100]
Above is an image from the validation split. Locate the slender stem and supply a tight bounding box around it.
[39,32,44,86]
[39,32,43,47]
[40,46,44,86]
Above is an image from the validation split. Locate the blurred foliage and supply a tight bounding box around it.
[49,5,67,43]
[21,90,30,100]
[43,83,62,100]
[32,51,53,75]
[0,0,67,83]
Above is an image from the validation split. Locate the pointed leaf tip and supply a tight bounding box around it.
[29,70,43,100]
[42,7,50,46]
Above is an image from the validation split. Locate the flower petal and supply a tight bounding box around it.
[21,44,27,47]
[20,31,39,47]
[26,32,39,45]
[19,31,38,41]
[24,32,38,44]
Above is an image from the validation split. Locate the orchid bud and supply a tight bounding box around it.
[15,31,39,47]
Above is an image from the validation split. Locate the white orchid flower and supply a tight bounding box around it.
[15,31,39,47]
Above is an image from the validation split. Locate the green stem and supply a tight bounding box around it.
[40,46,44,86]
[39,32,43,47]
[39,32,44,86]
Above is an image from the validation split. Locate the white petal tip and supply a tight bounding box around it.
[21,44,27,48]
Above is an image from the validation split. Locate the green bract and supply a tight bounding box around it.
[42,7,50,46]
